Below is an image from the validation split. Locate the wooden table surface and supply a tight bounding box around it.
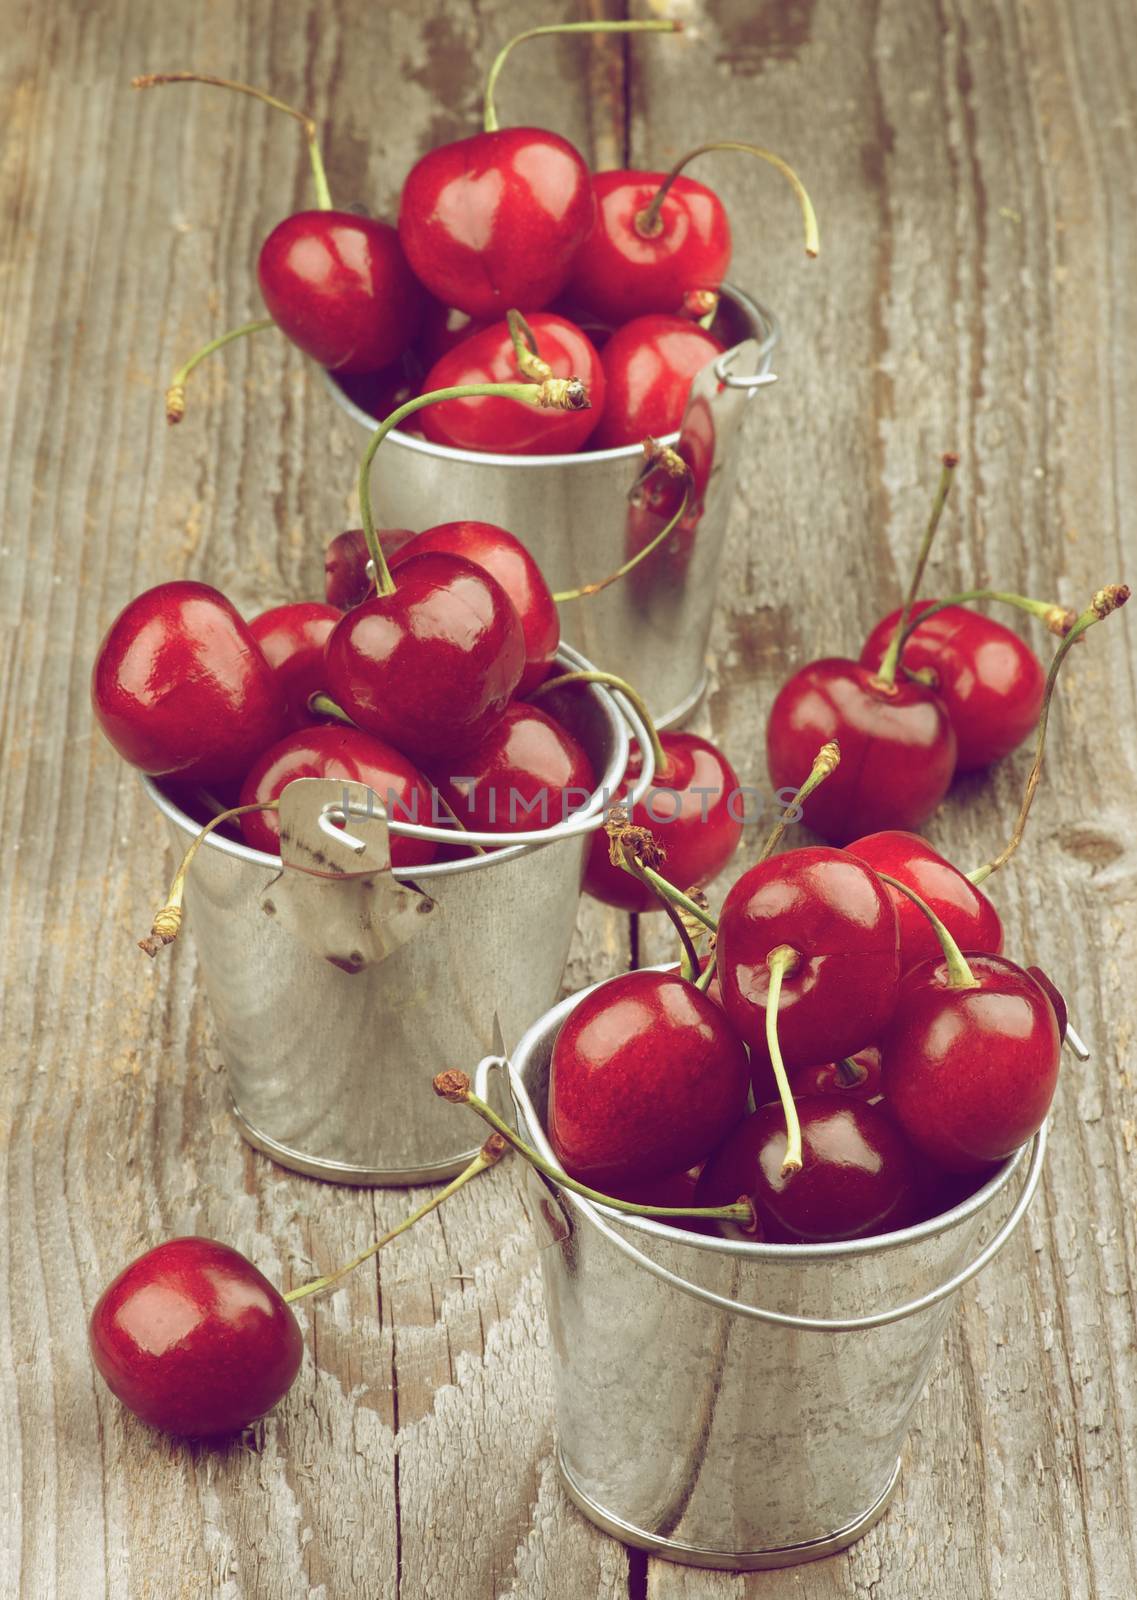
[4,1,1135,1595]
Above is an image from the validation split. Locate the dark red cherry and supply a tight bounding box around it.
[717,847,901,1098]
[88,1237,303,1437]
[765,659,958,845]
[398,128,595,318]
[415,300,488,368]
[324,527,418,611]
[324,551,525,761]
[860,602,1045,771]
[590,315,724,451]
[389,521,558,696]
[248,602,340,728]
[880,953,1061,1172]
[790,1048,883,1102]
[567,169,730,325]
[237,725,438,867]
[603,1163,710,1233]
[419,314,604,455]
[583,732,742,913]
[547,970,750,1189]
[91,581,289,785]
[695,1096,918,1243]
[427,702,594,834]
[845,830,1004,969]
[1026,965,1069,1043]
[333,356,418,422]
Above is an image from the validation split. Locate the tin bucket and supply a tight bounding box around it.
[325,285,779,727]
[141,647,652,1187]
[476,980,1048,1570]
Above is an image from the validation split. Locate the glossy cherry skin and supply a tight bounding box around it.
[1027,965,1068,1043]
[419,313,604,455]
[324,528,418,611]
[568,170,730,324]
[845,830,1003,969]
[880,953,1061,1172]
[790,1047,883,1103]
[237,725,438,867]
[765,659,958,845]
[88,1238,303,1437]
[257,212,426,373]
[389,521,558,696]
[695,1096,919,1243]
[583,733,743,913]
[427,702,594,834]
[248,602,340,728]
[398,128,595,318]
[548,970,751,1189]
[590,315,724,451]
[717,847,901,1099]
[860,602,1045,771]
[324,551,525,761]
[92,582,289,785]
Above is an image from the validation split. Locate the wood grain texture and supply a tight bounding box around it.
[1,0,1135,1596]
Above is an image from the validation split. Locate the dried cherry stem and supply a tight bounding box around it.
[553,445,694,603]
[764,945,804,1175]
[969,584,1131,885]
[874,454,960,688]
[432,1071,756,1226]
[616,831,701,982]
[483,20,682,133]
[359,379,589,597]
[283,1136,508,1303]
[759,740,840,861]
[139,801,279,956]
[132,73,333,209]
[635,140,819,258]
[530,670,667,779]
[893,589,1078,658]
[164,319,275,425]
[877,873,980,989]
[506,310,553,383]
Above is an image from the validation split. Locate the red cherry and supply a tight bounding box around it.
[248,602,340,728]
[695,1096,918,1243]
[1026,965,1069,1043]
[567,169,730,324]
[845,830,1004,969]
[89,1237,303,1437]
[324,528,418,612]
[590,315,724,451]
[717,847,901,1097]
[583,732,742,913]
[418,314,604,455]
[880,953,1061,1172]
[237,725,438,866]
[91,581,289,785]
[547,970,750,1189]
[333,356,418,422]
[257,211,426,373]
[415,300,488,368]
[602,1162,709,1233]
[790,1047,883,1102]
[398,128,595,318]
[427,702,594,834]
[324,551,525,761]
[860,602,1045,771]
[765,659,958,844]
[389,521,558,696]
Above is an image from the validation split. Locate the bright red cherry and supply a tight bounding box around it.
[590,315,724,451]
[765,659,958,845]
[237,725,438,867]
[324,528,418,612]
[695,1096,919,1243]
[547,970,750,1189]
[880,953,1061,1172]
[91,581,289,785]
[583,732,742,912]
[845,830,1003,969]
[89,1237,303,1437]
[324,552,525,761]
[418,314,604,455]
[427,703,594,835]
[248,602,340,728]
[790,1048,883,1102]
[860,602,1045,771]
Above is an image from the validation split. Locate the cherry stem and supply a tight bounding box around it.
[140,801,279,957]
[618,835,701,982]
[283,1136,508,1303]
[529,670,667,779]
[553,446,694,604]
[506,310,553,383]
[635,140,819,258]
[695,947,719,994]
[358,379,590,598]
[482,20,682,134]
[969,584,1131,885]
[164,319,275,425]
[877,872,980,989]
[432,1072,755,1225]
[892,589,1079,663]
[759,740,840,861]
[640,869,718,931]
[307,692,356,726]
[131,73,333,209]
[764,945,804,1175]
[875,454,960,687]
[837,1057,866,1088]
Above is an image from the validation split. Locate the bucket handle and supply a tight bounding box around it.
[476,1056,1048,1334]
[713,302,781,392]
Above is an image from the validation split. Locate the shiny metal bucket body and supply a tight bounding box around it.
[326,285,779,727]
[142,650,648,1187]
[485,981,1047,1570]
